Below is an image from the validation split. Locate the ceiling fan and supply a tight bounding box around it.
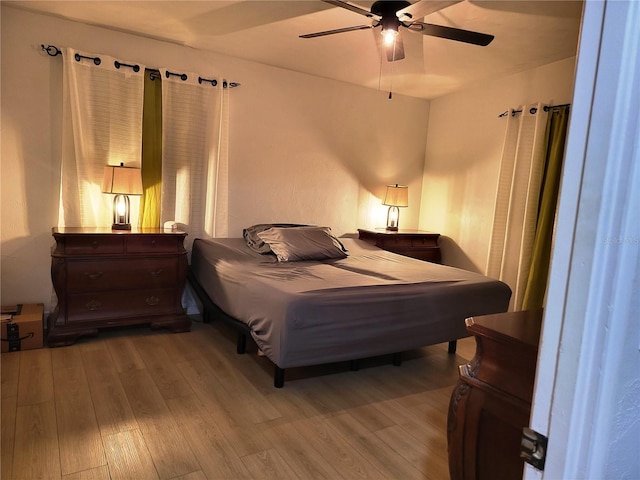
[300,0,494,62]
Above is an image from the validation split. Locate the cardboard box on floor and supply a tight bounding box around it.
[1,303,44,353]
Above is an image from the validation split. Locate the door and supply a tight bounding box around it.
[526,1,640,478]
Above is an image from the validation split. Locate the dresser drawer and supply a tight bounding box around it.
[66,288,178,323]
[381,236,413,247]
[381,235,439,248]
[409,236,439,247]
[126,235,183,253]
[63,235,125,255]
[66,258,179,292]
[388,247,441,263]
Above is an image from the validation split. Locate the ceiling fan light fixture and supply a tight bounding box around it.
[380,14,400,46]
[381,27,398,46]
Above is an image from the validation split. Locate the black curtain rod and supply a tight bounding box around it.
[498,103,570,118]
[41,44,240,88]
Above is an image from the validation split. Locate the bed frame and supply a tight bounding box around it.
[187,269,457,388]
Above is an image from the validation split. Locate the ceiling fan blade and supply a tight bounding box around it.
[409,21,494,46]
[396,0,462,20]
[386,32,406,61]
[300,24,374,39]
[321,0,377,18]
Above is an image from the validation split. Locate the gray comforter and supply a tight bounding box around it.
[190,237,511,368]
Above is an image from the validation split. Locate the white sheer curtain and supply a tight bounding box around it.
[160,70,229,251]
[60,48,145,227]
[486,103,548,310]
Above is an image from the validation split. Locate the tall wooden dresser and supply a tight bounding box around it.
[447,309,543,480]
[48,227,190,346]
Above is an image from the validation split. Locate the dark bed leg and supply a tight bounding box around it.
[237,333,247,354]
[448,340,457,354]
[392,352,402,366]
[274,366,285,388]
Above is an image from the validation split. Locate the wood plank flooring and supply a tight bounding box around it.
[0,318,475,480]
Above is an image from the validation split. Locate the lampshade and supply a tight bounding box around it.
[102,164,143,195]
[382,184,409,207]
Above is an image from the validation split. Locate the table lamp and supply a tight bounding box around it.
[101,163,143,230]
[383,184,408,231]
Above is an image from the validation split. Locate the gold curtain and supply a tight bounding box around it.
[522,106,570,309]
[139,70,162,228]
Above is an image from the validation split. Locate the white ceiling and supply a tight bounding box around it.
[8,0,584,100]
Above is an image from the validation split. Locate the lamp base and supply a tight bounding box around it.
[112,223,132,230]
[385,205,400,231]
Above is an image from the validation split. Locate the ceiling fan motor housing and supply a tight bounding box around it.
[371,1,412,19]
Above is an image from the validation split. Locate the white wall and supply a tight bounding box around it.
[0,6,430,313]
[420,57,577,272]
[227,54,430,235]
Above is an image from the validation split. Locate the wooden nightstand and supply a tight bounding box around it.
[357,228,441,263]
[48,227,190,346]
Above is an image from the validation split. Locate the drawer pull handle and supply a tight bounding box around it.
[150,240,157,247]
[148,269,163,277]
[84,271,104,280]
[91,241,100,249]
[86,300,102,311]
[146,296,160,306]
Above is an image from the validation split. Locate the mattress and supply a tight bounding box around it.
[190,237,512,368]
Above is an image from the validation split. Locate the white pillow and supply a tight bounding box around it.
[256,226,348,262]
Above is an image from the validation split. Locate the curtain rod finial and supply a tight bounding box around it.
[41,44,61,57]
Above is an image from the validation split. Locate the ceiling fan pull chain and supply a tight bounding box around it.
[378,43,384,93]
[388,41,395,100]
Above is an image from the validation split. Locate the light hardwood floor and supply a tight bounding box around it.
[1,318,475,480]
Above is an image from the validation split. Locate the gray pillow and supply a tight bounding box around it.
[256,226,348,262]
[243,223,308,254]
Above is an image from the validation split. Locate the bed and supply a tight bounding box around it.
[188,226,512,387]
